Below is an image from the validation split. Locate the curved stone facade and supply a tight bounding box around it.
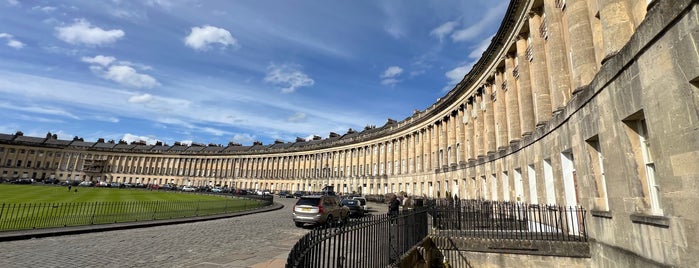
[1,0,698,266]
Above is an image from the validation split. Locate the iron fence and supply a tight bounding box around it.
[426,199,587,242]
[0,195,272,231]
[286,208,429,268]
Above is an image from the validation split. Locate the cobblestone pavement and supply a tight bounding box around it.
[0,197,308,268]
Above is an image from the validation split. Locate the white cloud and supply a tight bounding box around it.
[32,6,56,13]
[128,93,153,104]
[100,65,159,89]
[185,25,238,51]
[380,66,403,86]
[451,1,508,42]
[55,19,125,46]
[7,0,18,6]
[381,66,403,78]
[121,133,160,145]
[264,63,314,93]
[83,55,159,89]
[0,33,24,49]
[287,112,307,123]
[202,127,227,136]
[430,21,458,42]
[445,63,473,86]
[0,102,80,119]
[468,34,494,59]
[231,133,255,144]
[81,55,116,66]
[381,78,399,86]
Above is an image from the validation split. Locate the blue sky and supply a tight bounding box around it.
[0,0,507,146]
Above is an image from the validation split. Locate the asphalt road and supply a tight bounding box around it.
[0,197,310,268]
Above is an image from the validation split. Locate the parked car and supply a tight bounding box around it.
[181,186,196,192]
[211,187,223,193]
[341,199,364,217]
[278,191,294,198]
[293,195,349,227]
[293,191,306,198]
[78,181,94,187]
[351,197,368,211]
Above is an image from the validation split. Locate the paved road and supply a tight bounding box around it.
[0,197,309,268]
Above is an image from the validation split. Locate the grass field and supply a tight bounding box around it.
[0,184,232,204]
[0,184,270,231]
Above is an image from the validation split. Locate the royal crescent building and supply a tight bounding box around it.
[1,0,698,266]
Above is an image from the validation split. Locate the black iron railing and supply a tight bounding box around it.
[426,199,587,242]
[0,195,272,231]
[286,208,429,268]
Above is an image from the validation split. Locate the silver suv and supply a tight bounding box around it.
[293,195,349,227]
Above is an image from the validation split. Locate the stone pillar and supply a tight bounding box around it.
[448,113,457,165]
[598,0,635,58]
[542,1,572,112]
[426,129,432,172]
[476,93,486,157]
[515,34,536,136]
[439,120,447,168]
[465,100,476,161]
[483,84,497,154]
[527,9,553,125]
[457,107,465,164]
[505,54,522,143]
[493,71,508,150]
[566,0,598,91]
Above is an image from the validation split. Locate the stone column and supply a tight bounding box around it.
[566,0,598,91]
[476,93,486,157]
[484,84,497,154]
[542,1,572,112]
[598,0,635,58]
[515,34,536,136]
[465,100,476,161]
[493,71,508,150]
[452,112,459,165]
[456,107,465,164]
[505,54,522,143]
[527,9,553,125]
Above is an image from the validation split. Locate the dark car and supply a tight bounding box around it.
[341,199,364,217]
[293,191,306,198]
[278,191,294,198]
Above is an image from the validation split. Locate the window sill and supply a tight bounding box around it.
[590,210,613,219]
[630,213,670,228]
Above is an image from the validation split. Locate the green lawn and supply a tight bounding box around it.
[0,184,269,231]
[0,184,230,204]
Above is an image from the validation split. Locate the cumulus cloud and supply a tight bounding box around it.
[128,93,153,104]
[121,133,160,145]
[381,66,403,78]
[231,133,255,144]
[430,20,458,42]
[0,33,25,49]
[287,112,307,123]
[82,55,159,89]
[184,25,238,51]
[380,66,403,86]
[55,19,124,46]
[7,0,19,6]
[264,63,314,93]
[81,55,115,66]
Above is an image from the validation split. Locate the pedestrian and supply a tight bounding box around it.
[387,193,400,217]
[401,192,412,210]
[68,185,72,191]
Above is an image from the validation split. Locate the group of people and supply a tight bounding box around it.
[387,191,412,216]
